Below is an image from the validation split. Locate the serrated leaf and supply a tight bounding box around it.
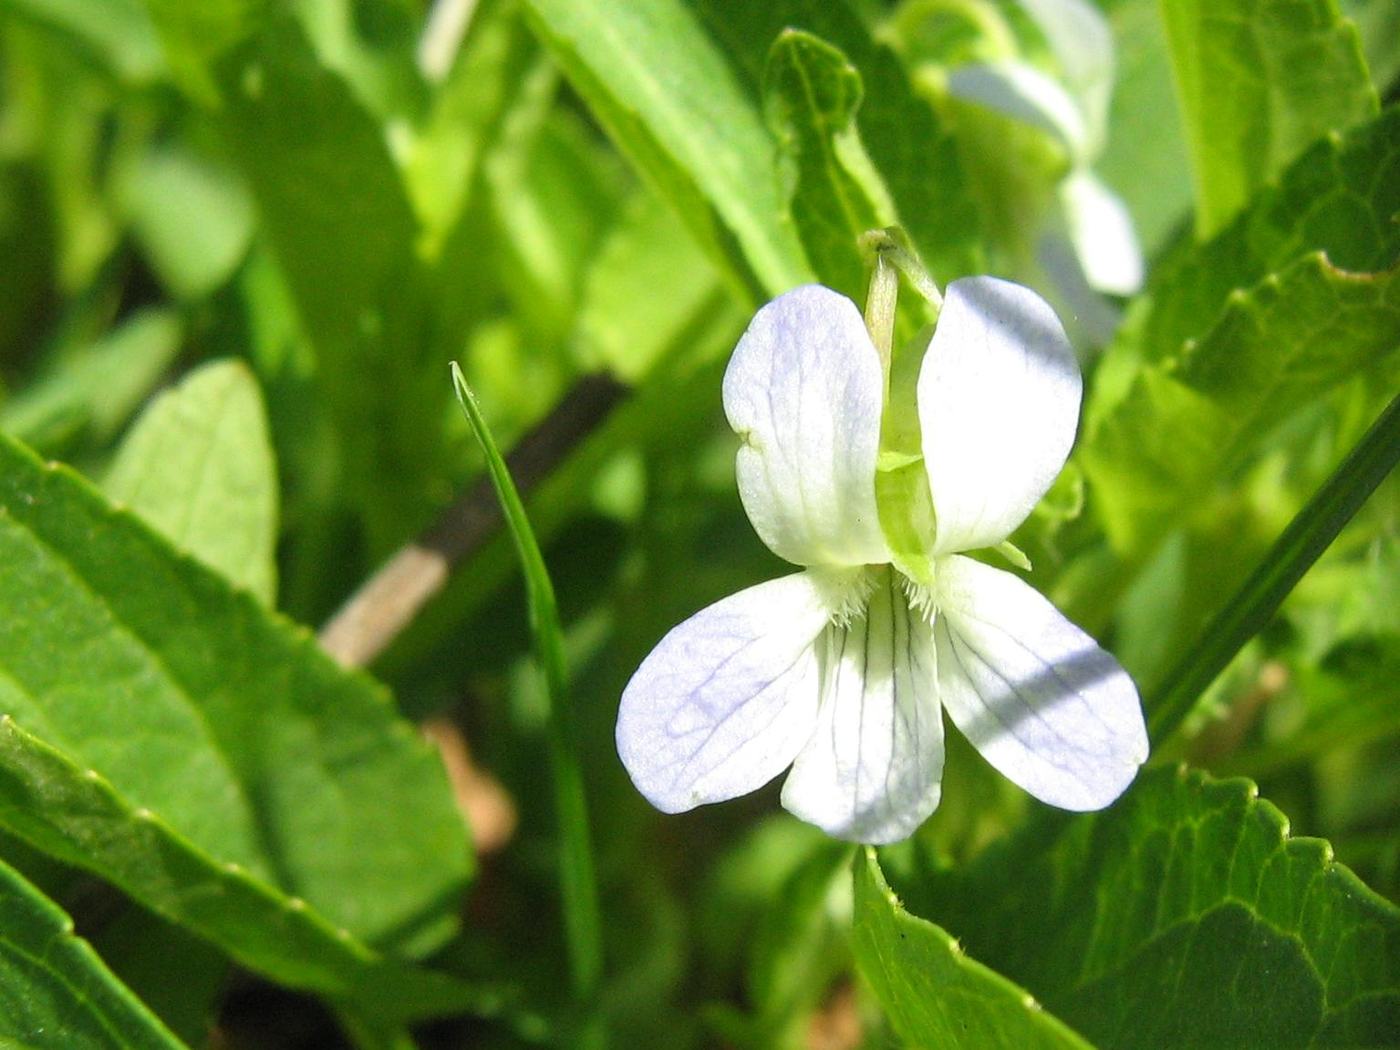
[1084,108,1400,554]
[0,430,469,962]
[762,29,891,302]
[893,766,1400,1048]
[0,309,183,458]
[1085,252,1400,550]
[0,857,187,1049]
[519,0,812,300]
[851,847,1093,1049]
[1161,0,1378,236]
[104,360,277,604]
[0,714,497,1022]
[695,0,983,283]
[1140,106,1400,367]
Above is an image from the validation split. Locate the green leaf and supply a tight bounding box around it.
[575,190,726,382]
[762,29,891,301]
[746,841,852,1041]
[1083,107,1400,553]
[519,0,812,300]
[1096,0,1193,257]
[1344,0,1400,90]
[851,847,1093,1049]
[1085,253,1399,551]
[208,14,419,364]
[0,430,469,967]
[104,360,278,604]
[0,857,187,1049]
[0,309,183,458]
[140,3,444,541]
[893,766,1400,1048]
[695,0,983,283]
[405,2,537,254]
[116,140,255,299]
[1140,106,1400,369]
[2,0,166,83]
[485,93,628,347]
[140,0,266,102]
[1160,0,1378,237]
[1148,391,1400,741]
[0,714,500,1022]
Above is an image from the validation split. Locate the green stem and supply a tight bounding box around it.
[450,364,605,1042]
[1148,391,1400,744]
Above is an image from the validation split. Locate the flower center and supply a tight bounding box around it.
[807,565,878,628]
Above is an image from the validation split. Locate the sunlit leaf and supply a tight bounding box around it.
[520,0,812,300]
[1161,0,1377,236]
[104,360,278,604]
[0,431,470,962]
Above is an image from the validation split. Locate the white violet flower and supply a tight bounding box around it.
[616,277,1148,844]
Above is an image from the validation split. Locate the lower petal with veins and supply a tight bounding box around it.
[781,568,944,844]
[616,572,831,813]
[934,554,1147,811]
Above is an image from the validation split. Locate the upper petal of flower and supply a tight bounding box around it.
[932,554,1147,810]
[780,568,944,844]
[724,284,890,568]
[918,276,1081,556]
[616,572,832,814]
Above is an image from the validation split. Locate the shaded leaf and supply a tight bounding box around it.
[762,29,890,301]
[695,0,982,282]
[116,141,254,299]
[0,714,496,1021]
[2,0,166,83]
[0,857,187,1049]
[892,766,1400,1048]
[1083,107,1400,553]
[852,847,1092,1049]
[0,309,183,457]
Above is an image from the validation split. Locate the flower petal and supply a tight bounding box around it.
[781,569,943,844]
[1017,0,1115,151]
[918,276,1081,556]
[933,555,1147,810]
[946,61,1090,163]
[616,572,831,814]
[724,284,890,568]
[1061,170,1144,297]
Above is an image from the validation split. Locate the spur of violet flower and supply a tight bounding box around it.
[615,277,1148,844]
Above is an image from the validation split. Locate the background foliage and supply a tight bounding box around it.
[0,0,1397,1046]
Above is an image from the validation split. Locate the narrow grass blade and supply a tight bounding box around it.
[450,363,605,1036]
[1149,392,1400,742]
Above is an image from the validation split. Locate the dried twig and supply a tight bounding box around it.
[319,373,628,667]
